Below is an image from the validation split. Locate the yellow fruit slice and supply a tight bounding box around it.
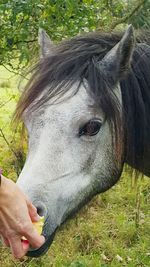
[33,216,44,235]
[22,216,44,241]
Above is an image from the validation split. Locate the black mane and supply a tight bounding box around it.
[121,43,150,174]
[15,30,150,175]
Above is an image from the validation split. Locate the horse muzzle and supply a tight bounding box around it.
[26,230,57,257]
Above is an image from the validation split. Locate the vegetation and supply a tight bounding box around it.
[0,0,150,266]
[0,0,149,71]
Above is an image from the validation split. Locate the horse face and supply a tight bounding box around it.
[17,81,123,256]
[17,25,134,256]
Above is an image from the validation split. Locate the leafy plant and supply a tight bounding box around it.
[0,0,149,71]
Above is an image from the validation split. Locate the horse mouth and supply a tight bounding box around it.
[26,230,56,258]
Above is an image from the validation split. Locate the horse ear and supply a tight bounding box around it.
[99,25,135,83]
[38,28,54,58]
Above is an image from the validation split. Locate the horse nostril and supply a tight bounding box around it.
[35,202,47,217]
[37,206,44,217]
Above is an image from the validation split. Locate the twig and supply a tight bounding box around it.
[0,96,14,109]
[111,0,147,29]
[135,174,143,228]
[0,128,19,160]
[14,39,37,45]
[2,64,28,80]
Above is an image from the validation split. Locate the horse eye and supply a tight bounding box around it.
[79,119,102,137]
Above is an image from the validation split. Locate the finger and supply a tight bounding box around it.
[9,236,25,259]
[14,185,39,222]
[27,201,40,222]
[1,236,10,247]
[23,227,45,248]
[21,239,30,251]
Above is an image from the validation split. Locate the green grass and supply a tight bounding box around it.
[0,67,150,267]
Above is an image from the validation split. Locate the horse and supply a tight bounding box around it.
[14,25,150,257]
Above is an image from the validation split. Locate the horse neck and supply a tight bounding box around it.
[125,114,150,177]
[120,44,150,177]
[123,90,150,176]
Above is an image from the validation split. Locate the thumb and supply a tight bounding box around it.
[26,200,40,222]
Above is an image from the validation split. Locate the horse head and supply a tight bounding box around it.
[16,26,136,256]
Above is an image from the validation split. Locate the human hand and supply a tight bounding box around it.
[0,175,45,259]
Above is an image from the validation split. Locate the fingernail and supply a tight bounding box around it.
[34,214,41,222]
